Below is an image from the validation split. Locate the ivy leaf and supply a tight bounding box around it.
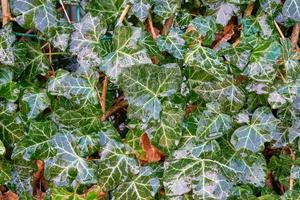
[12,121,57,161]
[191,16,217,46]
[157,28,186,59]
[14,41,49,80]
[98,141,139,191]
[153,0,180,19]
[231,107,279,152]
[149,101,184,154]
[185,44,227,81]
[118,64,181,121]
[54,103,101,134]
[0,103,24,147]
[281,39,300,79]
[0,68,20,101]
[45,133,97,186]
[218,44,252,70]
[43,20,73,52]
[47,69,99,105]
[112,166,160,199]
[10,0,58,32]
[48,186,104,200]
[283,0,300,21]
[242,14,275,39]
[0,160,11,185]
[163,154,237,198]
[101,26,152,80]
[20,89,50,120]
[0,24,15,66]
[215,3,239,26]
[244,40,281,82]
[196,102,232,141]
[191,79,245,112]
[70,13,107,68]
[130,0,151,22]
[86,0,127,24]
[140,32,163,58]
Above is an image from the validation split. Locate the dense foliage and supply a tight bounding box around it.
[0,0,300,199]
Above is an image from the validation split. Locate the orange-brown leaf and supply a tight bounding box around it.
[139,133,164,163]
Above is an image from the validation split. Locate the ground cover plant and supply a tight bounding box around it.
[0,0,300,199]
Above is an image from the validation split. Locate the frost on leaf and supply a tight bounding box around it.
[231,107,279,152]
[0,24,15,66]
[11,0,58,32]
[70,13,107,68]
[118,64,181,121]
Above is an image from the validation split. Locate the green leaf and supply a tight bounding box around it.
[70,13,107,68]
[86,0,127,24]
[0,103,24,147]
[241,15,275,39]
[0,140,5,156]
[118,64,181,121]
[12,121,57,161]
[191,79,246,112]
[47,69,99,105]
[218,44,252,70]
[101,26,152,80]
[231,107,279,152]
[153,0,180,19]
[42,20,73,52]
[244,40,281,82]
[185,44,227,81]
[150,101,184,154]
[0,68,20,101]
[9,160,35,198]
[45,133,97,186]
[112,166,160,199]
[48,186,103,200]
[195,102,232,141]
[98,141,139,191]
[0,24,15,66]
[163,156,237,198]
[54,103,101,133]
[14,41,49,80]
[283,0,300,21]
[191,16,217,46]
[0,160,11,185]
[157,28,186,59]
[11,0,58,32]
[20,89,50,119]
[281,39,300,79]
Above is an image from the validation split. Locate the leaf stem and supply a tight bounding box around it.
[14,32,37,38]
[1,0,11,25]
[43,52,68,56]
[100,100,128,122]
[288,146,296,191]
[146,12,158,39]
[116,4,131,27]
[76,6,81,22]
[101,76,109,114]
[59,0,71,24]
[244,3,254,17]
[291,23,299,50]
[274,21,285,39]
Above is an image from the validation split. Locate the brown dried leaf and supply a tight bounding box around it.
[139,133,164,163]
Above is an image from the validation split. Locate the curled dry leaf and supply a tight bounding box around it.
[139,133,164,163]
